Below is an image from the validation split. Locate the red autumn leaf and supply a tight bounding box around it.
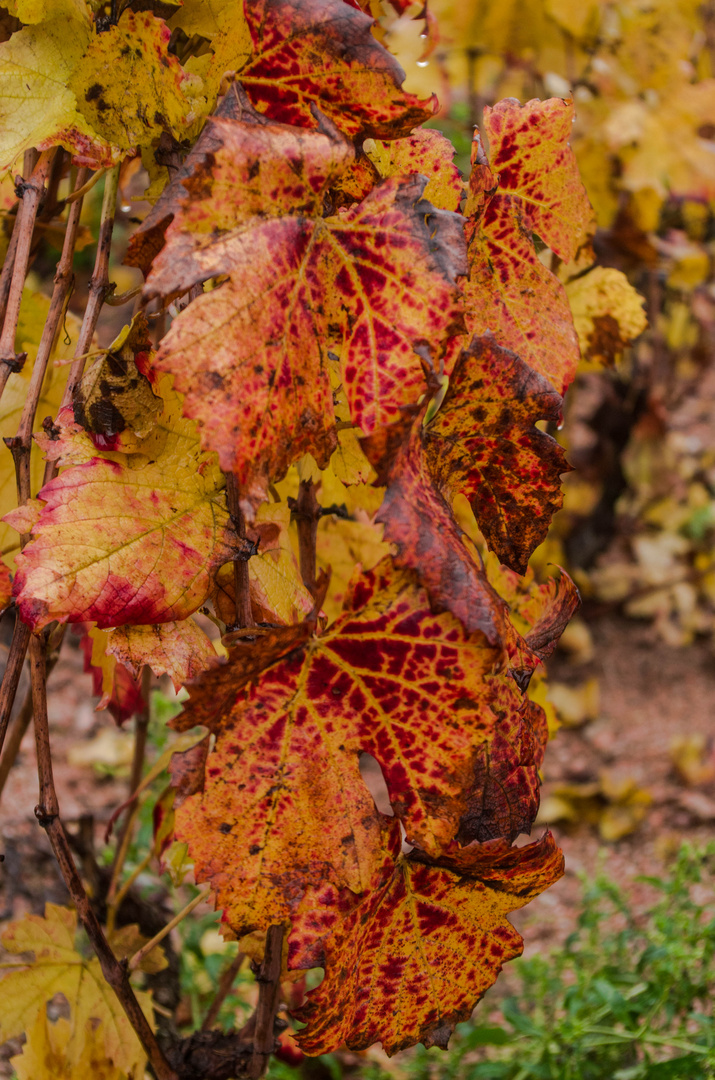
[147,112,465,514]
[291,827,563,1055]
[456,679,548,844]
[172,559,502,935]
[463,99,595,394]
[364,128,464,212]
[78,624,144,726]
[363,334,567,586]
[211,0,436,138]
[11,373,246,631]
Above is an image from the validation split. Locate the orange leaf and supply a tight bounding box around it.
[364,128,464,212]
[147,112,465,513]
[12,376,246,630]
[463,99,595,394]
[363,335,567,585]
[292,828,563,1055]
[211,0,436,138]
[105,619,219,691]
[78,623,144,725]
[173,559,502,934]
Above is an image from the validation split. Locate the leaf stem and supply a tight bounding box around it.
[249,923,285,1079]
[0,150,56,391]
[64,165,107,205]
[127,887,210,972]
[28,634,179,1080]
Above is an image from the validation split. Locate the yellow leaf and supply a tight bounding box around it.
[0,17,117,174]
[6,0,90,22]
[68,11,190,153]
[547,677,600,728]
[566,266,647,367]
[0,288,77,569]
[105,618,219,690]
[316,514,390,624]
[168,0,231,37]
[11,1013,126,1080]
[0,904,152,1077]
[11,373,240,630]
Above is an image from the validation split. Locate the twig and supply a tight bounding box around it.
[64,166,107,205]
[201,951,246,1031]
[107,667,152,930]
[0,166,90,761]
[5,166,89,537]
[293,478,320,594]
[225,473,255,630]
[249,924,285,1079]
[0,218,20,331]
[44,163,121,483]
[128,887,210,972]
[0,619,31,761]
[0,149,56,395]
[0,682,32,800]
[29,633,179,1080]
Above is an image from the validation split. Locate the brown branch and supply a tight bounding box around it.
[249,924,284,1079]
[29,632,179,1080]
[0,619,31,761]
[44,163,121,485]
[293,478,320,595]
[0,166,90,760]
[0,681,32,800]
[0,216,21,331]
[225,473,255,630]
[107,666,152,923]
[0,149,56,397]
[201,951,245,1031]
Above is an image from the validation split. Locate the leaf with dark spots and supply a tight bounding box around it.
[73,314,161,440]
[125,86,252,275]
[363,334,567,598]
[457,679,549,844]
[485,557,581,668]
[172,558,503,935]
[146,114,465,515]
[208,0,436,139]
[292,826,563,1056]
[10,374,244,631]
[462,98,596,394]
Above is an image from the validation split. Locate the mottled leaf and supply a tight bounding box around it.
[148,114,465,513]
[0,904,153,1077]
[11,376,245,630]
[173,559,502,934]
[73,313,161,440]
[364,335,567,592]
[78,623,144,725]
[105,618,219,691]
[483,97,595,263]
[293,829,563,1055]
[457,679,548,844]
[207,0,436,138]
[68,10,189,152]
[364,128,464,211]
[463,98,596,394]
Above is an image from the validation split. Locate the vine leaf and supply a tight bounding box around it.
[0,904,154,1077]
[105,618,219,690]
[364,128,464,211]
[67,11,189,152]
[73,313,161,441]
[363,334,567,587]
[11,1013,124,1080]
[79,624,145,726]
[10,375,246,630]
[147,113,466,514]
[463,98,595,394]
[456,678,548,844]
[172,559,502,935]
[291,828,564,1056]
[205,0,437,137]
